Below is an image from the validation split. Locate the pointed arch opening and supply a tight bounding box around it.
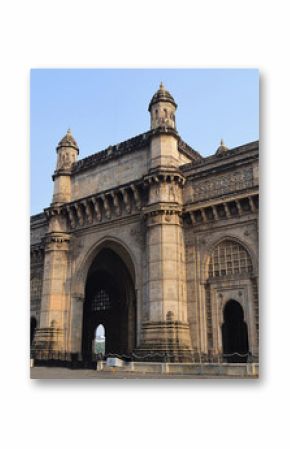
[82,246,136,366]
[222,300,249,363]
[94,324,105,357]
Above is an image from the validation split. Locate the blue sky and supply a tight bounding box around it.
[30,68,259,214]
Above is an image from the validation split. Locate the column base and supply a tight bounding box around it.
[135,320,194,362]
[32,327,65,361]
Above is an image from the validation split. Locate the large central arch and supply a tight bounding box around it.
[81,245,136,365]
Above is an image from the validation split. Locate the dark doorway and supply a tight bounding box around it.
[82,248,136,366]
[30,316,37,347]
[222,300,249,363]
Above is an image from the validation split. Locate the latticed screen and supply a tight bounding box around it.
[208,240,252,278]
[92,289,110,311]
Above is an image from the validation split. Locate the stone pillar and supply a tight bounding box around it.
[137,128,193,361]
[139,205,193,362]
[33,230,71,361]
[33,129,78,363]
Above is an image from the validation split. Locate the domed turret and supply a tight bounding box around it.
[216,138,229,156]
[55,129,79,172]
[52,129,79,205]
[57,128,79,152]
[148,83,177,130]
[148,82,177,110]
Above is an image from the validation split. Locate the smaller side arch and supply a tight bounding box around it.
[222,299,249,362]
[201,236,258,361]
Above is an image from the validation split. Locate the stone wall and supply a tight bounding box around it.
[184,207,258,358]
[71,147,150,201]
[30,214,47,323]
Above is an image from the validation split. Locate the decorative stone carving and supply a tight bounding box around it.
[131,185,141,210]
[113,192,121,216]
[76,204,84,226]
[82,200,93,224]
[192,168,253,201]
[102,194,111,219]
[121,188,131,214]
[91,197,102,221]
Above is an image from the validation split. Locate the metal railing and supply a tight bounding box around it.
[31,349,258,366]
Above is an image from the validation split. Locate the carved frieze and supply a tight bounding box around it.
[191,168,253,202]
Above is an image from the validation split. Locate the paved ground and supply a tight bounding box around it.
[30,367,257,380]
[31,367,197,379]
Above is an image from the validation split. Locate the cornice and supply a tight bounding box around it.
[181,140,259,175]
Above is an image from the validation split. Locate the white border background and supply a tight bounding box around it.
[0,1,289,448]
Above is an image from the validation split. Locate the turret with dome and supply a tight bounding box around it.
[148,82,177,130]
[52,129,79,205]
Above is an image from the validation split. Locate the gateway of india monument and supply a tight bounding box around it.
[30,83,259,376]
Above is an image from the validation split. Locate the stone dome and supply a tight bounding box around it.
[57,129,79,151]
[148,82,177,111]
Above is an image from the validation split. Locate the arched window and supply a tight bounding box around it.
[208,240,252,278]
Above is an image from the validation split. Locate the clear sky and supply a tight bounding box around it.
[30,68,259,215]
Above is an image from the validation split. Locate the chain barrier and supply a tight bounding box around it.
[31,349,257,364]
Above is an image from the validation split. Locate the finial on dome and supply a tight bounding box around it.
[216,138,229,156]
[57,128,79,152]
[148,83,177,111]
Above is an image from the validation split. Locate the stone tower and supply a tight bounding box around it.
[52,129,79,205]
[33,130,79,359]
[139,84,193,361]
[149,82,177,130]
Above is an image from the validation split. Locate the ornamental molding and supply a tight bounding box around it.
[45,180,146,230]
[184,193,258,227]
[189,167,254,202]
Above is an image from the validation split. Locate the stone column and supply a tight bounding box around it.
[138,205,193,362]
[34,231,71,361]
[137,135,193,361]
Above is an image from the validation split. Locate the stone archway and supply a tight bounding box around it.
[81,247,136,366]
[203,238,257,360]
[222,299,249,363]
